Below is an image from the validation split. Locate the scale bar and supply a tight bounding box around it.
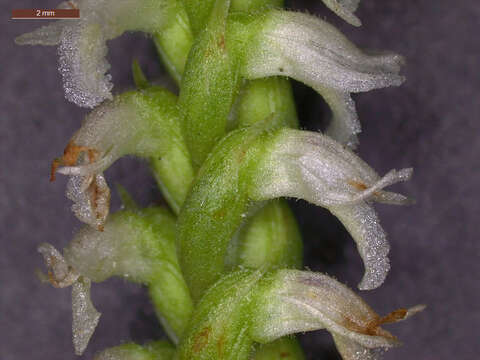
[12,9,79,19]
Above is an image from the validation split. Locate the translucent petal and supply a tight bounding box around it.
[322,0,362,26]
[58,22,113,107]
[329,202,390,290]
[320,88,360,149]
[72,277,101,355]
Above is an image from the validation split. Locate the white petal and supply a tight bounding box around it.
[72,277,101,355]
[58,22,113,107]
[320,88,360,148]
[329,202,390,290]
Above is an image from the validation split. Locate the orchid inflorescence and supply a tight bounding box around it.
[17,0,424,359]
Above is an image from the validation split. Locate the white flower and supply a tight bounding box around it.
[50,90,183,229]
[251,270,425,360]
[36,209,174,354]
[15,0,169,107]
[37,243,100,356]
[242,10,405,147]
[251,129,413,290]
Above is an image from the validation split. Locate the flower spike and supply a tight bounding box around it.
[242,10,405,147]
[251,129,413,289]
[15,0,170,107]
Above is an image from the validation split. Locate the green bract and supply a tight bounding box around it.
[17,0,424,359]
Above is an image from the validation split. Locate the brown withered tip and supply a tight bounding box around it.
[49,141,99,182]
[50,159,61,182]
[363,308,408,338]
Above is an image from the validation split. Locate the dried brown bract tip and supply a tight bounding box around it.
[50,141,109,230]
[50,141,98,182]
[37,243,79,288]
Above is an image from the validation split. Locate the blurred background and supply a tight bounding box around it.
[1,0,479,359]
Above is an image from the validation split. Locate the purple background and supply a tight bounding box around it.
[1,0,479,359]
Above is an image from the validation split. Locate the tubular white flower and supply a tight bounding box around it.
[251,270,425,360]
[50,91,179,229]
[36,211,173,355]
[243,10,405,147]
[322,0,362,27]
[37,243,100,356]
[15,0,169,107]
[251,129,413,290]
